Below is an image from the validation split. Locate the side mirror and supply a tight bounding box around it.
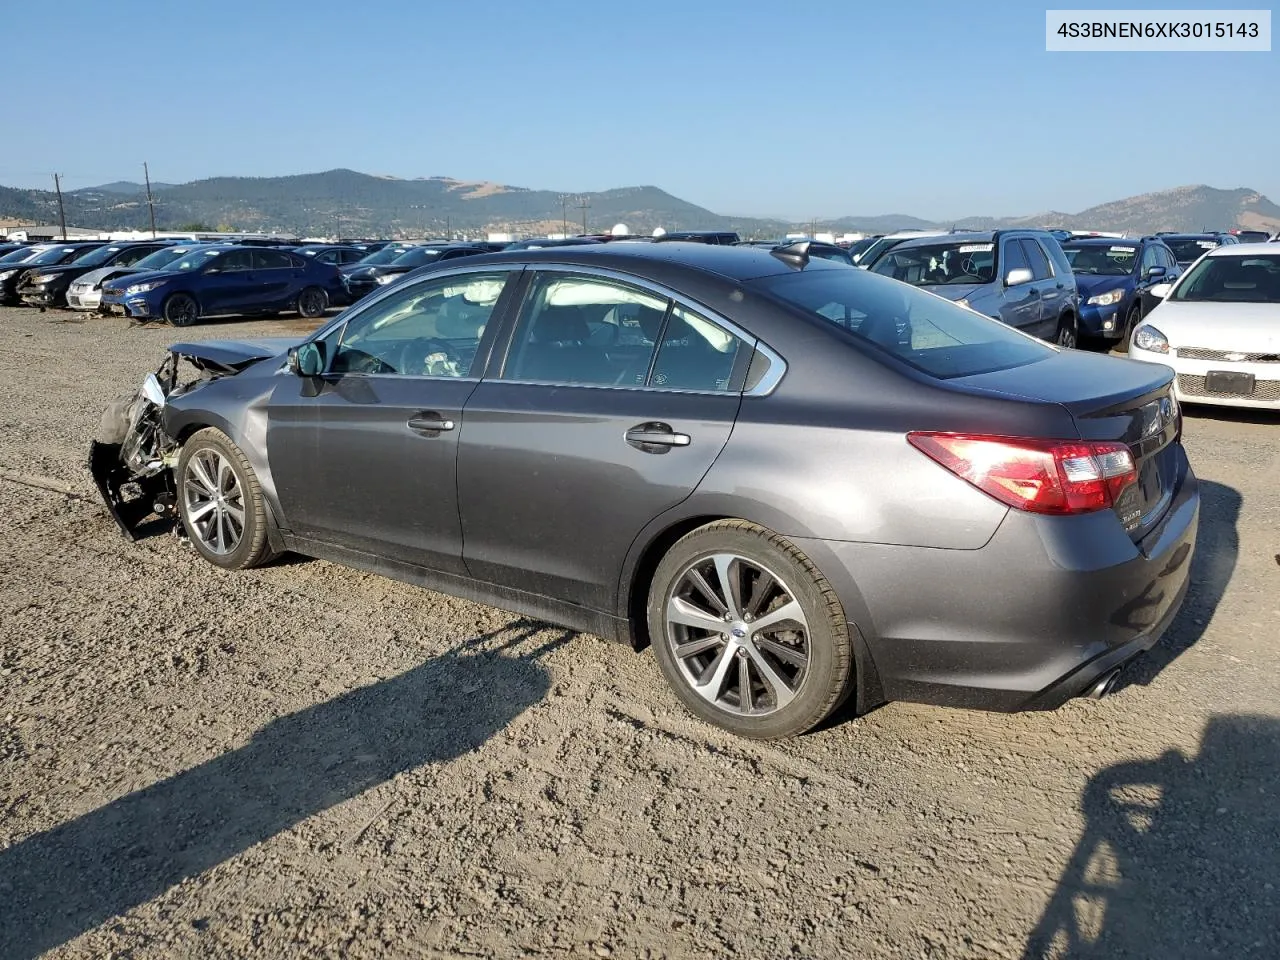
[1144,265,1166,280]
[288,342,326,377]
[1149,282,1173,300]
[1004,267,1033,287]
[142,372,167,408]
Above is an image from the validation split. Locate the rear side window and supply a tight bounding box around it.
[1020,239,1052,280]
[756,268,1053,380]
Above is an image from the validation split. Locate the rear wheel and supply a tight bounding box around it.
[1054,315,1078,350]
[296,286,328,319]
[177,428,278,570]
[648,520,853,739]
[163,292,199,327]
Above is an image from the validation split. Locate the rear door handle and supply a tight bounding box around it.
[407,413,455,434]
[625,422,691,451]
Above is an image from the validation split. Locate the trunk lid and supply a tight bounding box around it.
[951,351,1181,540]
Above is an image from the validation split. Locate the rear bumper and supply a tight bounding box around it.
[793,454,1200,712]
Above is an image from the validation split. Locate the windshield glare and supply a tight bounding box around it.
[165,250,224,271]
[1063,244,1137,276]
[358,245,414,265]
[1171,255,1280,304]
[27,245,94,266]
[391,247,444,267]
[0,247,45,264]
[756,266,1053,379]
[871,242,996,286]
[130,247,193,271]
[70,245,128,268]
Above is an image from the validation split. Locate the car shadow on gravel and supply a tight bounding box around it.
[1023,714,1280,959]
[0,620,569,960]
[1115,479,1240,692]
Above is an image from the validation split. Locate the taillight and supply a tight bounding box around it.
[907,433,1137,515]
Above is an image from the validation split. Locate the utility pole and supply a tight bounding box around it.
[52,173,68,240]
[446,215,451,239]
[557,193,573,237]
[576,195,591,236]
[143,162,157,237]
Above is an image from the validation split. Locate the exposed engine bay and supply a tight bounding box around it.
[89,340,288,539]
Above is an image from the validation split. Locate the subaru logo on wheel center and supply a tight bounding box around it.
[730,625,748,638]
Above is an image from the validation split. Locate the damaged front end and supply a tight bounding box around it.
[89,338,289,539]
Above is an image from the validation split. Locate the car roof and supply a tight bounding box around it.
[1205,242,1278,256]
[461,239,828,282]
[1061,237,1142,245]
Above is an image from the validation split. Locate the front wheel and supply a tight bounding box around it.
[648,520,854,739]
[296,286,329,319]
[1054,315,1078,350]
[1121,303,1142,350]
[163,292,199,327]
[177,428,279,570]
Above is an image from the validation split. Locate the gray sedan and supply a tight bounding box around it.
[91,242,1198,739]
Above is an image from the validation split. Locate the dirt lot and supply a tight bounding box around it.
[1,306,1277,960]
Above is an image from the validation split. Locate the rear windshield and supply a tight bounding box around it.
[1171,255,1280,304]
[1165,238,1219,263]
[755,268,1053,379]
[871,241,997,286]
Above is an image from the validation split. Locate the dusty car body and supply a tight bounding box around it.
[90,244,1199,740]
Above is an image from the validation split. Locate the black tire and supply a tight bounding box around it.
[1121,303,1142,351]
[1054,314,1078,350]
[163,292,199,327]
[176,427,279,570]
[296,286,329,319]
[647,520,853,739]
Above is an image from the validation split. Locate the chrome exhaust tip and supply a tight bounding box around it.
[1084,668,1123,700]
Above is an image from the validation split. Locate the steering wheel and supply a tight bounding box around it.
[398,337,461,376]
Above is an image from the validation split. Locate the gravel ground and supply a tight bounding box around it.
[1,305,1277,960]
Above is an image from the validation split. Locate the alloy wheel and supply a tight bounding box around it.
[182,449,245,555]
[1056,323,1077,350]
[664,553,810,717]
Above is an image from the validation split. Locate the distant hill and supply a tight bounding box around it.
[76,181,176,195]
[3,171,1277,238]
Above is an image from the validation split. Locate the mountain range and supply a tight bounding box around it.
[2,170,1278,239]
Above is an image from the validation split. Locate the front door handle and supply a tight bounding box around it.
[626,422,691,452]
[407,413,455,434]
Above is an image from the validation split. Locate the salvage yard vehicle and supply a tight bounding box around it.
[100,245,343,325]
[0,241,105,305]
[870,231,1082,347]
[1059,236,1181,347]
[1156,232,1241,268]
[18,240,175,309]
[341,243,492,302]
[68,243,214,312]
[1128,243,1280,411]
[91,242,1198,739]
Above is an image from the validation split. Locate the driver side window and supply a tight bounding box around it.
[330,271,511,377]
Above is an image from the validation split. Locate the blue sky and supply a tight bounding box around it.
[1,1,1275,220]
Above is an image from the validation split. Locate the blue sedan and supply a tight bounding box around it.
[100,246,344,326]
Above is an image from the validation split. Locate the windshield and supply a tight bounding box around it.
[68,245,129,268]
[1062,244,1138,276]
[1165,238,1220,263]
[0,246,45,265]
[871,241,996,286]
[27,245,97,266]
[165,249,224,271]
[130,246,193,271]
[1171,255,1280,304]
[847,237,879,262]
[390,247,444,268]
[358,245,415,265]
[756,266,1053,379]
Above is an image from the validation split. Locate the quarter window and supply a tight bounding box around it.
[330,271,511,377]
